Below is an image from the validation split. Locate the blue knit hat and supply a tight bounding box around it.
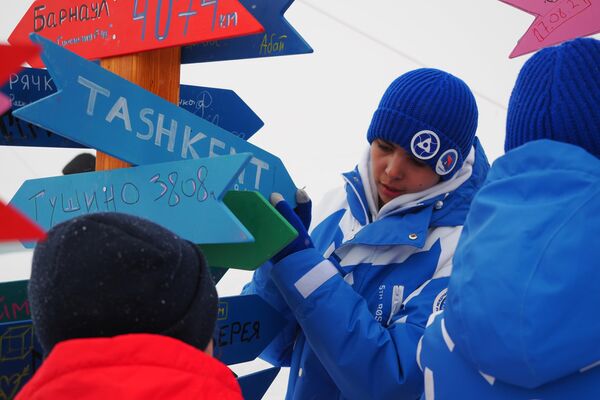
[367,68,479,180]
[505,38,600,158]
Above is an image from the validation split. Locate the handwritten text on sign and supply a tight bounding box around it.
[215,294,286,365]
[501,0,600,57]
[10,155,254,246]
[2,68,262,148]
[14,35,297,206]
[182,0,313,64]
[9,0,264,67]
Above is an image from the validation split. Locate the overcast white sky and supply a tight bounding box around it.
[1,1,598,397]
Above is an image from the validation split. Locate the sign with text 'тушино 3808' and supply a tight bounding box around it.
[500,0,600,57]
[1,68,263,148]
[14,34,298,207]
[9,155,254,246]
[9,0,264,68]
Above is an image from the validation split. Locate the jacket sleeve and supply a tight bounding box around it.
[241,261,299,367]
[270,248,450,400]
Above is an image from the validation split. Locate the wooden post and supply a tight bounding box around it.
[96,47,181,171]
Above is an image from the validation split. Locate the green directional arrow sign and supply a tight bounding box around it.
[200,191,297,270]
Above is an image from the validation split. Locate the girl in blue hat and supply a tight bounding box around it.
[245,68,490,399]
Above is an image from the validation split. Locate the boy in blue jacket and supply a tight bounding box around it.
[244,68,490,399]
[418,38,600,399]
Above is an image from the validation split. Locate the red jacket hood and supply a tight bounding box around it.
[16,334,242,399]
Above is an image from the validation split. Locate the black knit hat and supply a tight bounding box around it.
[29,212,218,356]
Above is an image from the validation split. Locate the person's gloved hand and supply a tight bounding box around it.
[271,190,314,263]
[295,188,312,231]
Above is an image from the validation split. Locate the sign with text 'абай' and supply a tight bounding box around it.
[15,34,298,207]
[182,0,312,64]
[216,294,285,365]
[9,0,264,68]
[2,68,263,148]
[10,155,254,247]
[501,0,600,58]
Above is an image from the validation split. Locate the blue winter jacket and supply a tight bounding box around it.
[243,139,489,400]
[418,140,600,399]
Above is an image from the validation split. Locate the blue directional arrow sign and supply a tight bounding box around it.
[0,67,83,148]
[9,155,254,247]
[180,84,263,141]
[0,280,43,398]
[182,0,313,64]
[238,367,281,400]
[215,294,286,365]
[15,34,297,207]
[2,68,263,147]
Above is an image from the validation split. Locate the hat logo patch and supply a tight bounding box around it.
[411,130,440,160]
[435,149,459,175]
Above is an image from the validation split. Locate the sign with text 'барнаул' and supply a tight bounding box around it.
[182,0,312,64]
[10,155,254,247]
[500,0,600,57]
[2,68,263,148]
[14,34,298,207]
[9,0,264,68]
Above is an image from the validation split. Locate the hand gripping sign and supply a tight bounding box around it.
[10,155,254,247]
[14,34,298,208]
[9,0,264,68]
[182,0,313,64]
[500,0,600,58]
[1,68,263,148]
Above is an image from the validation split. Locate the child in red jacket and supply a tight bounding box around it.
[17,212,241,400]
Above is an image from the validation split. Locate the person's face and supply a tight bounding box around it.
[370,139,440,206]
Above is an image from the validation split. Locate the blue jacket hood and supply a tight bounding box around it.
[445,139,600,389]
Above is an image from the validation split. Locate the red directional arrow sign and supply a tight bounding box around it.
[0,200,46,243]
[9,0,264,68]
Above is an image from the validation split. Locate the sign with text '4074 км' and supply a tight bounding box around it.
[10,155,254,247]
[182,0,313,63]
[15,34,298,207]
[1,68,263,148]
[500,0,600,58]
[9,0,264,68]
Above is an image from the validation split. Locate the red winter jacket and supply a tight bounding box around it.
[16,334,242,399]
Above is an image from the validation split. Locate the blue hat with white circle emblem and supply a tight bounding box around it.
[367,68,479,180]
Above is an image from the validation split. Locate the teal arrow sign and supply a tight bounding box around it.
[14,34,297,207]
[9,155,254,247]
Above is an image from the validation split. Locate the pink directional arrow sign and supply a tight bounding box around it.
[0,95,10,114]
[9,0,264,67]
[0,44,40,114]
[501,0,600,58]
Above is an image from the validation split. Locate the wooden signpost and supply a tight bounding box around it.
[4,0,311,396]
[501,0,600,57]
